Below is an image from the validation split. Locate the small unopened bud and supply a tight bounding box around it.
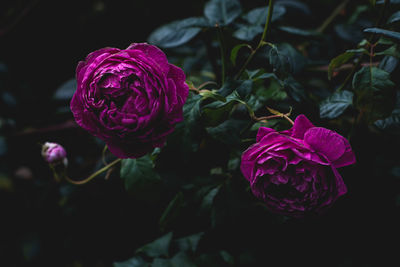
[41,142,68,167]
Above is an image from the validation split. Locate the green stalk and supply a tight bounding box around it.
[216,24,226,85]
[235,0,274,79]
[64,158,121,185]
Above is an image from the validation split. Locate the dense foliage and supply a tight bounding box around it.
[1,0,399,266]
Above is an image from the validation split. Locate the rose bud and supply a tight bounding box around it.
[70,43,189,158]
[241,115,356,216]
[41,142,68,167]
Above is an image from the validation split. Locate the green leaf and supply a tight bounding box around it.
[200,185,221,211]
[278,26,319,37]
[136,232,173,258]
[375,108,400,133]
[159,192,185,232]
[148,17,207,48]
[283,76,307,102]
[180,93,203,153]
[379,56,399,73]
[364,27,400,41]
[170,252,197,267]
[216,79,252,98]
[120,155,161,199]
[219,250,234,265]
[204,0,242,26]
[233,24,264,41]
[202,100,236,127]
[352,66,396,121]
[269,43,306,76]
[206,119,248,146]
[151,252,196,267]
[175,232,204,253]
[387,10,400,24]
[233,5,286,41]
[320,90,354,119]
[199,90,226,102]
[243,5,286,25]
[114,256,149,267]
[328,51,356,80]
[53,79,76,101]
[230,44,252,66]
[375,45,400,58]
[369,0,376,6]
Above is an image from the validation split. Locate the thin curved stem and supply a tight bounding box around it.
[235,0,274,80]
[64,158,122,185]
[216,24,226,85]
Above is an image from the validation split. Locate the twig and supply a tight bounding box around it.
[316,0,350,34]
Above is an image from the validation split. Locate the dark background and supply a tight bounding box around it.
[0,0,399,266]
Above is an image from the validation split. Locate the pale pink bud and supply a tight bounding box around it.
[41,142,68,167]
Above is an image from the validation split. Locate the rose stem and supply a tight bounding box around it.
[216,24,226,85]
[235,0,274,80]
[63,158,122,185]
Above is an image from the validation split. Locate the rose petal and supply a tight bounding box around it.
[127,43,170,74]
[333,138,356,168]
[256,127,276,142]
[304,127,346,162]
[330,166,347,197]
[290,114,314,139]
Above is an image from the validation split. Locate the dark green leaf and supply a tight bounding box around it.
[199,90,226,102]
[269,43,306,76]
[374,108,400,133]
[335,24,364,44]
[276,0,310,15]
[120,155,161,198]
[206,118,248,146]
[233,24,264,41]
[353,66,396,121]
[328,51,356,80]
[216,79,252,98]
[243,5,286,25]
[219,250,234,265]
[200,185,221,211]
[269,46,291,76]
[148,17,207,48]
[113,256,149,267]
[180,93,203,153]
[278,26,319,37]
[204,0,242,26]
[387,10,400,24]
[230,44,252,66]
[175,232,204,253]
[136,232,173,258]
[159,192,185,231]
[53,79,76,101]
[170,252,197,267]
[320,90,354,119]
[375,92,400,133]
[379,56,399,73]
[364,27,400,40]
[283,76,307,102]
[375,46,400,58]
[234,5,286,41]
[202,100,236,127]
[151,258,170,267]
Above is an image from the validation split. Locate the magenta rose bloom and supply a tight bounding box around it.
[70,43,189,158]
[241,115,356,216]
